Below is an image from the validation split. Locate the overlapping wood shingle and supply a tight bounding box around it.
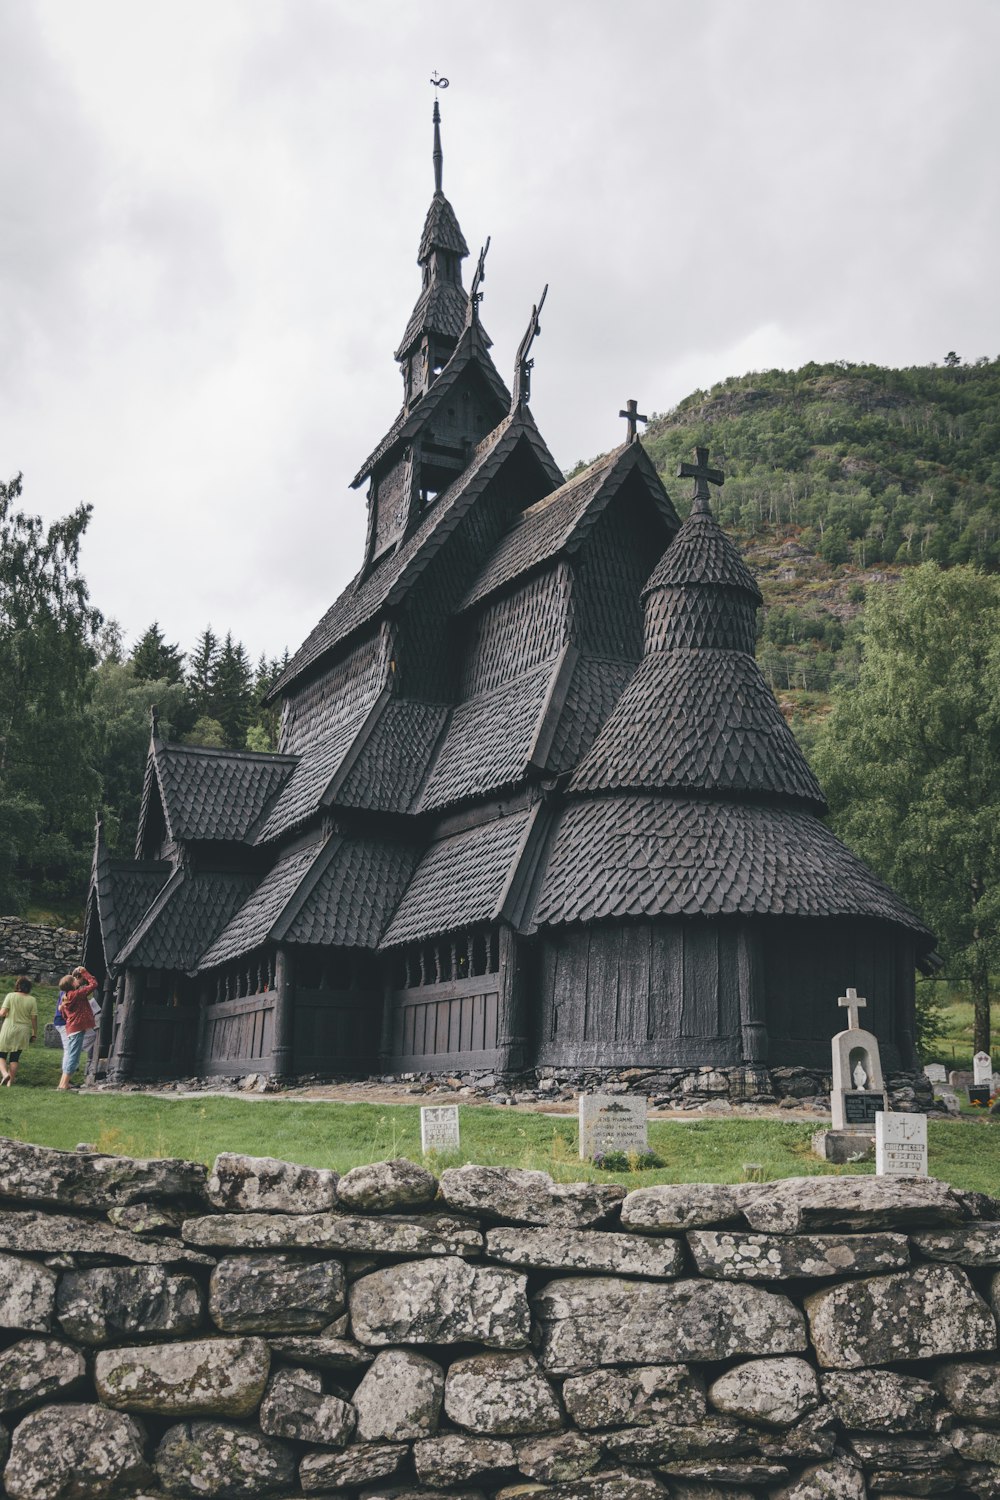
[152,741,296,844]
[533,795,931,935]
[380,810,534,948]
[197,841,326,971]
[117,870,258,972]
[336,699,449,813]
[282,839,420,949]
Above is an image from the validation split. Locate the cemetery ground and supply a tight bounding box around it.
[3,976,998,1194]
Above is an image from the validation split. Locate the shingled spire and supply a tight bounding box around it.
[395,93,472,404]
[570,446,826,809]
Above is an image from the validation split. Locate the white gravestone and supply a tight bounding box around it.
[831,988,887,1131]
[420,1105,460,1154]
[923,1063,947,1085]
[579,1094,648,1160]
[973,1051,993,1087]
[876,1111,928,1177]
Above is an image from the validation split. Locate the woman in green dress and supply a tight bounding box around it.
[0,977,38,1085]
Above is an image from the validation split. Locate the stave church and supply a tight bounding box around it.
[83,96,935,1093]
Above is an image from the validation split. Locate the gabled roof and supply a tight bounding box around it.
[116,868,257,972]
[380,807,540,948]
[270,406,563,699]
[283,838,420,949]
[532,794,934,941]
[253,705,378,844]
[86,824,170,970]
[570,649,826,809]
[336,698,449,814]
[145,738,296,846]
[459,441,680,613]
[352,319,508,489]
[416,658,559,812]
[197,840,326,970]
[395,280,470,362]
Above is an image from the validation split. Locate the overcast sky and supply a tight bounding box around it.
[3,0,998,665]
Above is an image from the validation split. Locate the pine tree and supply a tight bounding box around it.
[188,627,219,719]
[130,622,185,684]
[211,632,253,749]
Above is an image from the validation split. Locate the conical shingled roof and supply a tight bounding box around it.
[643,509,761,599]
[418,192,469,260]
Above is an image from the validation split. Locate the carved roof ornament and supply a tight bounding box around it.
[430,73,449,192]
[511,284,548,410]
[467,237,490,327]
[677,445,724,515]
[619,398,648,444]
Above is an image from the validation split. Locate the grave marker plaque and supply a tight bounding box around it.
[923,1063,947,1085]
[844,1091,887,1124]
[973,1051,993,1087]
[876,1111,928,1177]
[579,1094,648,1159]
[420,1104,460,1154]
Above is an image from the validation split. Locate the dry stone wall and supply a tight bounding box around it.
[0,918,81,983]
[0,1141,999,1500]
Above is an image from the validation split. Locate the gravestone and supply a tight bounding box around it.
[876,1111,928,1177]
[923,1063,947,1085]
[420,1104,460,1154]
[830,988,887,1130]
[578,1094,648,1160]
[973,1051,993,1086]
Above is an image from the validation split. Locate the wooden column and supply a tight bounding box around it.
[271,947,294,1079]
[108,970,141,1082]
[86,974,116,1082]
[496,925,528,1076]
[737,924,769,1064]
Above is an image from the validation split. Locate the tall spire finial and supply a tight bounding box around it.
[430,73,449,194]
[511,285,548,409]
[677,445,724,515]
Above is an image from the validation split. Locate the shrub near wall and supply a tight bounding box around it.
[0,1141,999,1500]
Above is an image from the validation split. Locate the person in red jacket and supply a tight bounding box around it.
[57,966,97,1091]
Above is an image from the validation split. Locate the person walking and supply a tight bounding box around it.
[0,977,38,1085]
[57,966,98,1090]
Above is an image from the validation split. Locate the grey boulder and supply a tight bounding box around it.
[532,1275,806,1373]
[739,1176,968,1234]
[707,1357,819,1426]
[769,1457,866,1500]
[601,1417,757,1465]
[258,1364,355,1446]
[0,1252,56,1333]
[438,1166,624,1228]
[621,1184,743,1232]
[516,1432,602,1482]
[183,1209,480,1256]
[413,1434,518,1485]
[56,1265,203,1344]
[208,1252,344,1332]
[687,1230,909,1281]
[206,1152,338,1213]
[94,1336,270,1417]
[444,1351,563,1435]
[266,1332,374,1370]
[912,1224,1000,1266]
[350,1255,530,1348]
[822,1369,939,1431]
[154,1420,295,1497]
[299,1442,408,1492]
[485,1225,683,1278]
[0,1207,212,1266]
[0,1337,85,1415]
[934,1360,1000,1421]
[561,1364,706,1430]
[0,1137,206,1209]
[337,1157,437,1212]
[4,1402,149,1500]
[353,1349,444,1440]
[806,1264,997,1367]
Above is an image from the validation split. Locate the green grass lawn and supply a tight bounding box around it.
[3,975,998,1195]
[920,981,1000,1071]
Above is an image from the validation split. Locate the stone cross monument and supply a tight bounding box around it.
[831,987,887,1129]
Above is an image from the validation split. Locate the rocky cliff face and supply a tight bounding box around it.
[0,1143,998,1499]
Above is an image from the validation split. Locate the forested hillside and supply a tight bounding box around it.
[640,356,1000,721]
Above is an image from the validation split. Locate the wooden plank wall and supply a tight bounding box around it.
[293,988,378,1074]
[201,993,276,1075]
[389,973,501,1071]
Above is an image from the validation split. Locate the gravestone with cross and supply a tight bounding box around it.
[830,987,888,1130]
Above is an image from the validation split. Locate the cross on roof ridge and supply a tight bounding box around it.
[678,445,724,515]
[619,399,648,444]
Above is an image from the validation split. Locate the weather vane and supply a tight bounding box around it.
[430,72,449,90]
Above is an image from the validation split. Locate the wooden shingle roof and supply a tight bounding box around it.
[336,699,449,814]
[532,795,933,940]
[380,808,536,948]
[395,281,470,363]
[417,192,469,260]
[117,869,257,973]
[151,740,296,844]
[270,407,563,699]
[459,441,679,614]
[643,510,762,600]
[570,650,826,809]
[197,841,325,971]
[87,824,171,969]
[282,839,420,949]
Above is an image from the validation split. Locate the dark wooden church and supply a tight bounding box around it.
[84,99,934,1088]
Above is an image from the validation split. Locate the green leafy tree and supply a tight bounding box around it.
[86,658,189,853]
[0,474,103,912]
[811,564,1000,1054]
[182,715,227,749]
[246,651,287,752]
[130,622,185,685]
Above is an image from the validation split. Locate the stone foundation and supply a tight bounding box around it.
[0,1138,998,1498]
[0,916,82,983]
